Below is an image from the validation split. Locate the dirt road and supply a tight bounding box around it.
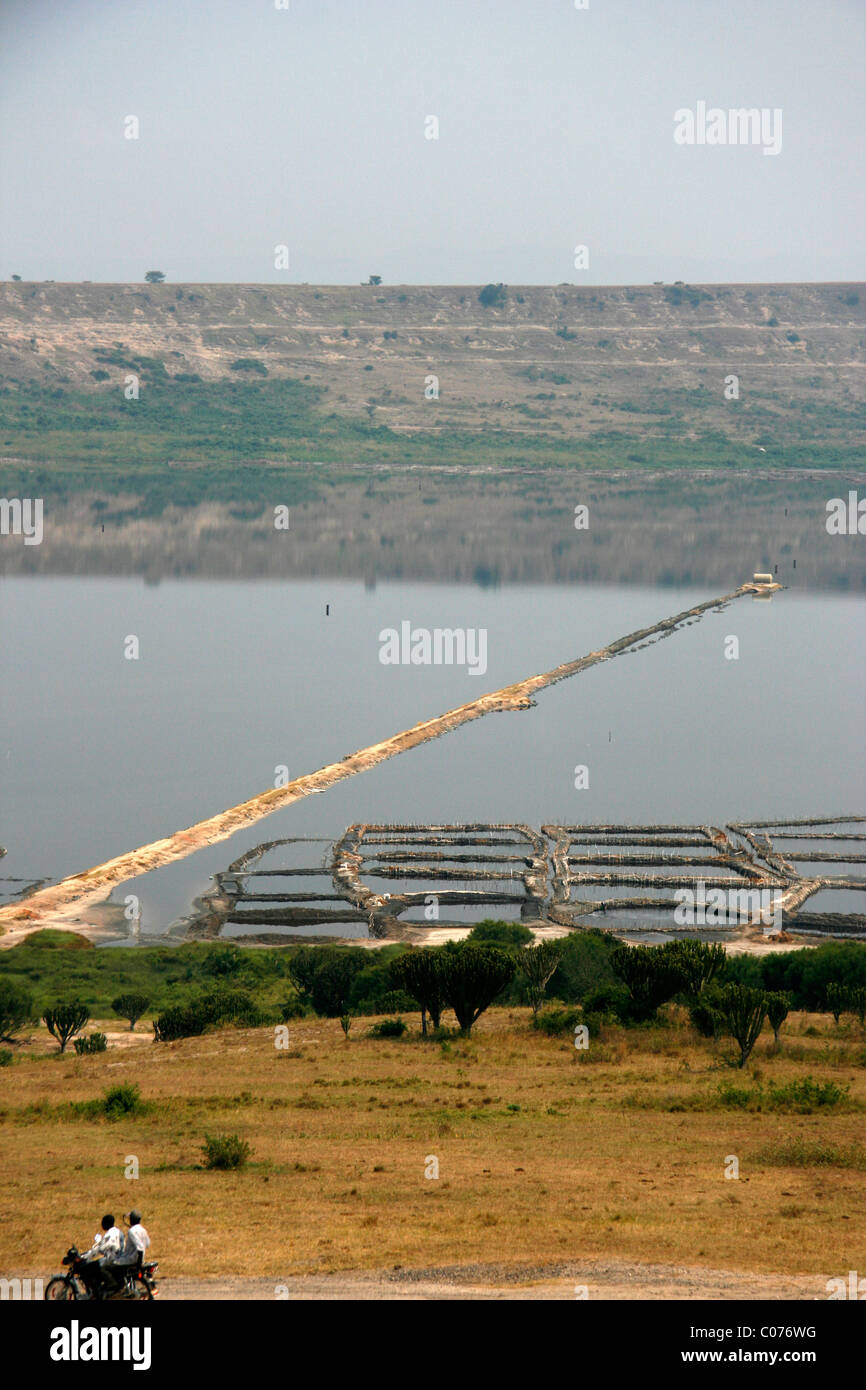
[158,1259,829,1301]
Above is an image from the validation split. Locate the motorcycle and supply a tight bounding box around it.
[44,1245,159,1301]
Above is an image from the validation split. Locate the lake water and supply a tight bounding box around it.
[1,569,863,935]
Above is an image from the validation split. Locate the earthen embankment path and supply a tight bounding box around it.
[0,583,771,939]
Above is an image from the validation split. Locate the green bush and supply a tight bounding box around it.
[0,1049,13,1067]
[478,283,507,307]
[532,1006,582,1036]
[102,1083,144,1117]
[202,1134,251,1170]
[517,940,564,1016]
[764,1077,848,1112]
[689,997,724,1039]
[722,941,866,1010]
[311,952,366,1017]
[610,945,685,1022]
[111,993,151,1031]
[43,1001,90,1052]
[367,1017,407,1038]
[0,977,35,1041]
[663,940,726,998]
[73,1033,107,1055]
[279,996,308,1021]
[714,1082,753,1109]
[153,989,263,1040]
[438,944,516,1035]
[582,983,632,1022]
[754,1138,866,1169]
[716,983,769,1067]
[388,949,445,1032]
[547,930,619,1004]
[229,358,267,375]
[467,920,533,948]
[199,989,264,1027]
[153,1003,207,1042]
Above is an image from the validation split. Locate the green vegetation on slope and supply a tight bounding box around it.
[2,371,861,513]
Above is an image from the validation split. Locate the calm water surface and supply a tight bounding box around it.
[1,575,863,932]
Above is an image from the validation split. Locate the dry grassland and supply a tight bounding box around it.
[1,1009,863,1288]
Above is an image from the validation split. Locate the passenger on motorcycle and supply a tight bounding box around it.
[101,1210,151,1293]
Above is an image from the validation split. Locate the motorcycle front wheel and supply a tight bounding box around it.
[44,1276,81,1301]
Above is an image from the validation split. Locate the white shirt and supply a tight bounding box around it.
[88,1228,123,1262]
[114,1223,151,1266]
[86,1226,122,1261]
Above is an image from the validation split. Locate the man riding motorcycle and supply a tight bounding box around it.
[99,1210,151,1294]
[79,1214,123,1296]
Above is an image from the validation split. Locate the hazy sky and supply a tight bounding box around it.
[1,0,863,284]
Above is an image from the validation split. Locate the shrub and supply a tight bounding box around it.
[367,1017,407,1038]
[438,944,516,1036]
[153,1003,207,1042]
[0,1050,13,1067]
[388,949,445,1033]
[73,1033,107,1055]
[199,989,263,1027]
[153,988,263,1040]
[582,983,631,1020]
[202,1134,251,1170]
[517,941,564,1016]
[43,1002,90,1052]
[279,996,308,1021]
[717,984,768,1067]
[310,953,366,1018]
[754,1138,866,1169]
[0,978,35,1042]
[102,1083,143,1117]
[532,1006,582,1036]
[714,1082,753,1110]
[611,945,685,1022]
[547,930,618,1003]
[689,996,724,1040]
[478,283,507,307]
[199,945,244,979]
[111,993,151,1032]
[287,946,322,1001]
[826,982,849,1024]
[366,988,417,1016]
[663,940,726,998]
[229,358,267,375]
[467,920,533,948]
[764,1077,848,1112]
[766,991,791,1045]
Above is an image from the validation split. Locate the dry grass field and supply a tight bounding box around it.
[1,1007,864,1290]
